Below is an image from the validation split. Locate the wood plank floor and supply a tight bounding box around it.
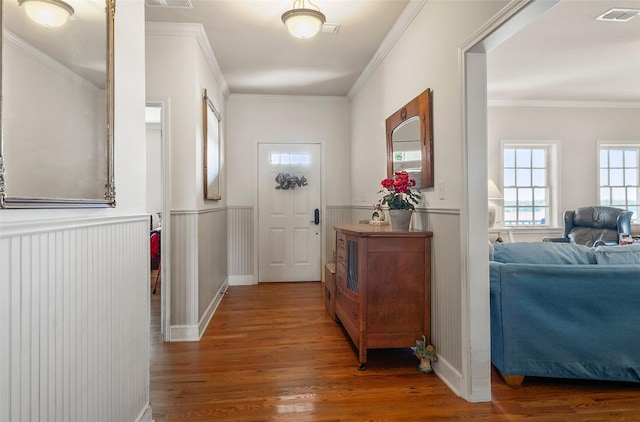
[149,282,640,421]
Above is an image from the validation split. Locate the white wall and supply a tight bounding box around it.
[145,24,228,340]
[0,1,151,420]
[349,0,510,401]
[225,95,352,283]
[146,33,199,210]
[488,105,640,224]
[226,95,351,207]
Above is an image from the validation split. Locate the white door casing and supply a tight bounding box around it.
[258,143,322,282]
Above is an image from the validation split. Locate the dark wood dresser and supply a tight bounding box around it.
[333,224,432,370]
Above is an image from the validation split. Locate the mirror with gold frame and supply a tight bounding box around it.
[386,89,433,189]
[0,0,115,208]
[203,88,221,201]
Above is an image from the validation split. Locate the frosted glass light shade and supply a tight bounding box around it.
[282,8,326,39]
[18,0,74,27]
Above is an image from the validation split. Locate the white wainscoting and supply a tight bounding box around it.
[198,208,228,336]
[228,206,254,285]
[0,215,151,422]
[170,211,198,334]
[170,209,229,341]
[421,208,464,395]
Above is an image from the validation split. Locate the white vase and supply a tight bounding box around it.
[389,209,413,231]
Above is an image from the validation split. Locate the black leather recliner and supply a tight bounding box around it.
[543,206,633,247]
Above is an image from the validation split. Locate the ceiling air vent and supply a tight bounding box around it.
[321,23,341,34]
[596,8,640,22]
[145,0,193,8]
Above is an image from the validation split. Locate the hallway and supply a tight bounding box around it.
[149,282,640,421]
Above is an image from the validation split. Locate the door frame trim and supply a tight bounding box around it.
[459,0,559,401]
[146,97,172,342]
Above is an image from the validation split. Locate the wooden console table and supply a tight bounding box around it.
[334,224,432,370]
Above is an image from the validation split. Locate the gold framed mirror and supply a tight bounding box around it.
[386,89,433,189]
[203,88,221,201]
[0,0,115,208]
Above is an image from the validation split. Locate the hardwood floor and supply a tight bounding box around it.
[149,282,640,421]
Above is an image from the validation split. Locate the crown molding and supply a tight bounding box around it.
[146,22,230,98]
[227,93,348,104]
[488,99,640,109]
[347,0,427,100]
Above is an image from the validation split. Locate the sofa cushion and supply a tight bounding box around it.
[594,244,640,265]
[493,242,596,265]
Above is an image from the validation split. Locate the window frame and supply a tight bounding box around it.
[597,140,640,223]
[500,140,558,228]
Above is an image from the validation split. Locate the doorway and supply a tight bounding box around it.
[146,101,170,341]
[461,0,559,401]
[257,142,322,282]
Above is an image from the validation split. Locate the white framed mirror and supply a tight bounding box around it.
[0,0,115,208]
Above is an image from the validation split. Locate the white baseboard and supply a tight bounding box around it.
[198,280,229,337]
[169,324,200,342]
[134,403,153,422]
[228,275,256,286]
[434,356,491,402]
[432,356,464,398]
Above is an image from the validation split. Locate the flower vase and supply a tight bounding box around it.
[389,209,413,231]
[417,357,434,373]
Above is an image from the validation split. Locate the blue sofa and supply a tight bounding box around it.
[490,242,640,385]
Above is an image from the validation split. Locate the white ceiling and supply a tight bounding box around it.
[5,0,638,102]
[487,0,640,104]
[145,0,410,96]
[145,0,640,102]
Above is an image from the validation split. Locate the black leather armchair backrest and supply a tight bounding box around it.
[563,206,633,245]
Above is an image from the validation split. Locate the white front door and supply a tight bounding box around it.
[258,143,322,282]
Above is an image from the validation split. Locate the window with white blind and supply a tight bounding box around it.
[502,144,553,226]
[598,143,640,223]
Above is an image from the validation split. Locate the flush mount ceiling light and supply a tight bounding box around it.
[18,0,75,27]
[281,0,326,40]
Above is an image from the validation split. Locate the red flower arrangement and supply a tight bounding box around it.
[379,171,421,210]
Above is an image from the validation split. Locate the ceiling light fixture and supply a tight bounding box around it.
[18,0,75,27]
[281,0,326,40]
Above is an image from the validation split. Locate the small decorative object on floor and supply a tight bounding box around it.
[379,171,420,231]
[413,335,437,374]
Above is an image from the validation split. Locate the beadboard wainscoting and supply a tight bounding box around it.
[198,208,228,335]
[170,209,229,341]
[421,208,464,395]
[228,206,255,285]
[0,215,152,422]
